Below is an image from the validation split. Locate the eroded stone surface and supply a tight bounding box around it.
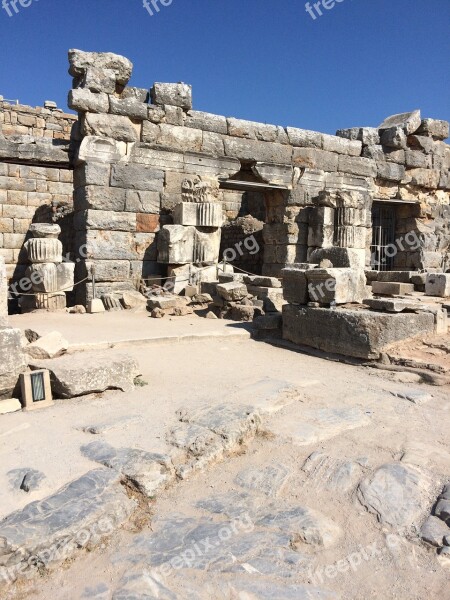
[234,464,291,497]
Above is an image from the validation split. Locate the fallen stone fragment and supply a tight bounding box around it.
[25,331,69,360]
[81,441,174,498]
[120,290,147,310]
[67,305,87,314]
[151,308,165,318]
[216,281,248,302]
[0,399,22,415]
[29,350,139,398]
[205,311,218,319]
[378,110,422,135]
[420,516,450,547]
[0,469,136,578]
[7,468,46,493]
[358,462,434,528]
[24,329,40,343]
[235,464,291,497]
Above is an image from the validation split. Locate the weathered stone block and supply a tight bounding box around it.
[403,168,440,188]
[125,190,160,213]
[109,96,148,120]
[69,49,133,86]
[286,127,323,148]
[416,118,449,140]
[26,331,69,359]
[151,82,192,110]
[74,185,126,211]
[77,209,136,232]
[76,136,125,165]
[83,260,130,282]
[376,161,405,182]
[292,148,338,172]
[307,268,367,304]
[82,114,138,142]
[322,134,362,156]
[136,213,160,233]
[82,66,116,93]
[146,123,204,153]
[110,164,164,191]
[380,127,407,149]
[425,273,450,298]
[281,268,309,305]
[377,271,415,283]
[405,149,432,169]
[185,110,227,134]
[379,110,421,135]
[227,118,287,143]
[224,137,292,164]
[25,263,58,293]
[338,155,377,177]
[282,305,435,359]
[336,127,380,146]
[216,281,248,301]
[252,162,293,187]
[309,247,366,269]
[73,163,110,188]
[0,327,27,399]
[68,89,109,113]
[157,225,194,264]
[173,202,223,227]
[372,281,415,295]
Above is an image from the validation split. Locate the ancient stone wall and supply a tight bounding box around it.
[0,101,76,290]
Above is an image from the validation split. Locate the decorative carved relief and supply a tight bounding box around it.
[181,176,218,203]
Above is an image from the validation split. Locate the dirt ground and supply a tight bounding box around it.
[2,325,449,600]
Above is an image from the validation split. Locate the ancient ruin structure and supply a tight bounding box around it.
[0,49,449,359]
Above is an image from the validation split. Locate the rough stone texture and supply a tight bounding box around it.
[420,516,450,547]
[282,268,309,305]
[81,441,174,498]
[234,465,291,497]
[0,256,7,326]
[372,281,415,296]
[68,89,109,114]
[306,268,368,305]
[68,49,133,86]
[151,82,192,110]
[29,350,139,398]
[416,118,449,140]
[358,462,434,528]
[336,127,380,146]
[282,305,435,359]
[0,469,136,576]
[25,331,69,359]
[378,110,422,135]
[216,281,248,301]
[0,327,27,399]
[7,468,46,493]
[82,114,139,142]
[309,247,365,269]
[425,273,450,297]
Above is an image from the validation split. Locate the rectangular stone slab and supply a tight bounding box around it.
[282,305,435,359]
[372,281,415,296]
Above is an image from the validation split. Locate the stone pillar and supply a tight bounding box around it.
[23,224,74,310]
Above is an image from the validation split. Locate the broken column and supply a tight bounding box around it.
[158,175,223,281]
[23,224,74,310]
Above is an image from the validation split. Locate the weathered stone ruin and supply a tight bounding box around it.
[0,48,449,366]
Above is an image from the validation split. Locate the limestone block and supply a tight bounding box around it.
[35,292,66,311]
[151,82,192,110]
[202,131,225,156]
[309,247,366,269]
[68,49,133,86]
[281,268,309,305]
[403,168,440,189]
[252,163,293,187]
[74,186,126,212]
[157,225,194,264]
[376,161,405,182]
[136,213,160,233]
[148,124,203,153]
[73,163,110,188]
[336,127,380,146]
[194,228,221,264]
[120,87,149,103]
[224,138,292,164]
[416,118,449,140]
[109,96,148,120]
[87,298,106,314]
[377,271,415,283]
[185,110,227,134]
[243,275,282,288]
[216,282,248,301]
[282,305,435,359]
[372,281,414,295]
[25,331,69,359]
[292,148,338,172]
[110,164,164,191]
[173,202,223,227]
[0,399,22,415]
[425,273,450,298]
[57,262,75,292]
[407,135,436,154]
[28,223,60,239]
[80,209,136,232]
[322,134,362,156]
[0,327,27,399]
[25,238,63,264]
[286,127,323,148]
[379,110,421,135]
[83,114,139,143]
[25,263,58,293]
[68,89,109,113]
[380,127,407,149]
[76,136,125,165]
[0,256,8,326]
[227,118,288,143]
[125,190,160,213]
[338,155,377,177]
[120,290,147,310]
[82,67,116,93]
[307,268,367,304]
[405,150,432,169]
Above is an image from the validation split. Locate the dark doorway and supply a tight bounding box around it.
[371,203,396,271]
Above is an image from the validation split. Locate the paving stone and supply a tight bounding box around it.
[270,406,370,446]
[196,491,261,520]
[301,451,361,493]
[0,469,135,575]
[420,516,450,547]
[29,350,139,398]
[113,569,177,599]
[256,505,342,548]
[393,390,433,405]
[81,441,174,498]
[82,583,111,599]
[358,462,434,528]
[7,468,46,493]
[234,464,291,497]
[79,415,142,435]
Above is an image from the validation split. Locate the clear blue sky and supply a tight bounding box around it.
[0,0,449,134]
